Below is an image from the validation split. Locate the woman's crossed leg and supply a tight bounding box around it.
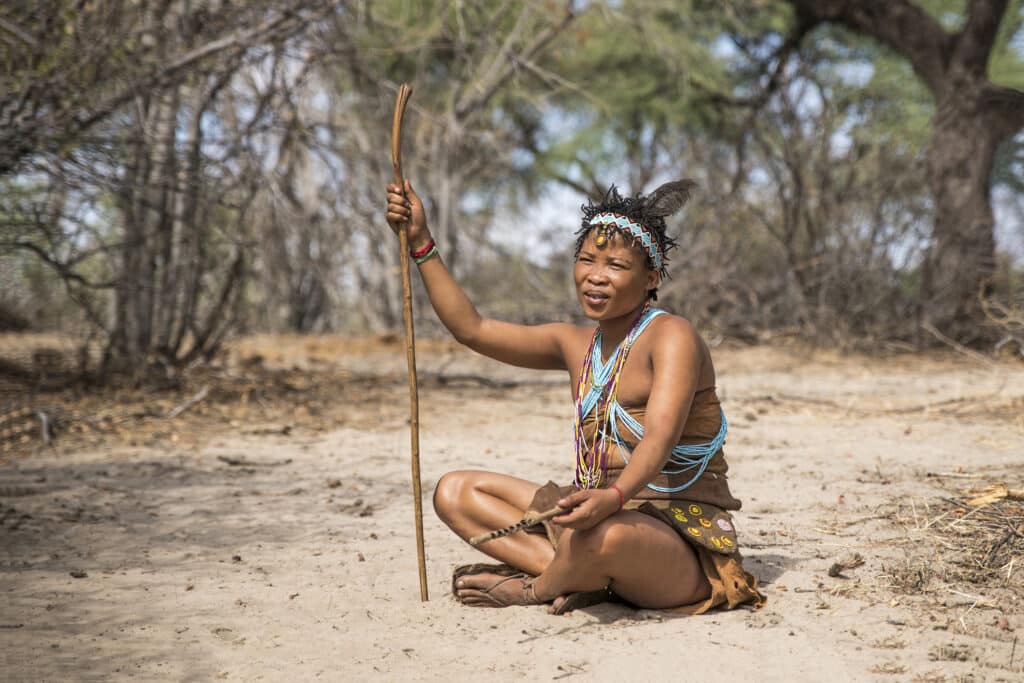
[434,469,711,611]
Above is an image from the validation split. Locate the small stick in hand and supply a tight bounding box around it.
[469,506,566,546]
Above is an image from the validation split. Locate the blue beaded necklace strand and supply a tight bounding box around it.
[573,307,662,489]
[572,307,728,493]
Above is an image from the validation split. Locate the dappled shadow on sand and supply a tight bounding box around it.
[0,451,393,680]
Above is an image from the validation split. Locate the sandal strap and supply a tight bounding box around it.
[522,578,543,605]
[453,568,549,608]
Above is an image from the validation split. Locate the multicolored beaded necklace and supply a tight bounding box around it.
[573,306,663,489]
[572,306,729,493]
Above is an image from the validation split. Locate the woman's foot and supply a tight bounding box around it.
[548,587,617,615]
[454,570,546,608]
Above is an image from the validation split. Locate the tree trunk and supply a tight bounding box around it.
[923,99,999,342]
[785,0,1024,343]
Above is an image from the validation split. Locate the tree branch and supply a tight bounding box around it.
[0,1,338,177]
[954,0,1010,75]
[786,0,951,94]
[0,15,37,47]
[697,15,817,109]
[981,84,1024,138]
[9,241,117,289]
[454,4,577,119]
[74,6,323,133]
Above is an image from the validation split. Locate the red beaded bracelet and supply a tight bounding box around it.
[410,238,436,259]
[610,484,624,512]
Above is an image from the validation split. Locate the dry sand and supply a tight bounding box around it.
[2,340,1022,681]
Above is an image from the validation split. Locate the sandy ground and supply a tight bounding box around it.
[1,341,1023,682]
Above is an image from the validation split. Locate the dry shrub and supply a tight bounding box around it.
[890,491,1023,606]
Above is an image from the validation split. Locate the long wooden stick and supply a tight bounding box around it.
[391,83,428,601]
[469,506,566,546]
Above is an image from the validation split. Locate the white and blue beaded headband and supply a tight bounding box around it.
[587,212,663,271]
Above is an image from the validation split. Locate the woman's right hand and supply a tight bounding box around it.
[386,180,431,251]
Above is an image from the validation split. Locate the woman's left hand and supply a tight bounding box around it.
[552,487,622,530]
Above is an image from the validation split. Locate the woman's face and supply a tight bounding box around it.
[574,229,659,322]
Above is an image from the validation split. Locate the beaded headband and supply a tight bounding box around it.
[587,212,663,271]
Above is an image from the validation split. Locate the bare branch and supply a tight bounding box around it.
[0,15,36,47]
[8,241,117,289]
[0,1,339,176]
[954,0,1010,75]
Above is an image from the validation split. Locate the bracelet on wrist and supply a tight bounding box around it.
[414,245,439,265]
[410,238,435,259]
[610,484,625,512]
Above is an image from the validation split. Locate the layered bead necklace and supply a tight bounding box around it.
[573,306,661,489]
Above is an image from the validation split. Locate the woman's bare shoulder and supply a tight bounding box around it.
[648,312,716,384]
[648,311,701,347]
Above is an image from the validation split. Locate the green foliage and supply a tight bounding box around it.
[916,0,969,30]
[519,1,765,192]
[990,0,1024,88]
[4,0,1021,348]
[912,0,1024,88]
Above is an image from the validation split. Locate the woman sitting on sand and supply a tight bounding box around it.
[385,178,764,615]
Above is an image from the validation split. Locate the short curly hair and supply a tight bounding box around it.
[574,185,681,300]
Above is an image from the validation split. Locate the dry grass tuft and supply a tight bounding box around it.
[869,661,907,674]
[888,486,1023,610]
[883,558,935,594]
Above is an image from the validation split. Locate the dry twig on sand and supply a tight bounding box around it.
[166,386,210,419]
[921,322,998,366]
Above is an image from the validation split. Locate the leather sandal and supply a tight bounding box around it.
[452,563,546,608]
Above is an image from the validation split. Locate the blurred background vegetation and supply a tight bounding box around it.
[1,0,1022,385]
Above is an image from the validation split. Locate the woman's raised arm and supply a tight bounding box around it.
[386,180,573,370]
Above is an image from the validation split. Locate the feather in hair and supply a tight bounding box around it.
[643,179,697,218]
